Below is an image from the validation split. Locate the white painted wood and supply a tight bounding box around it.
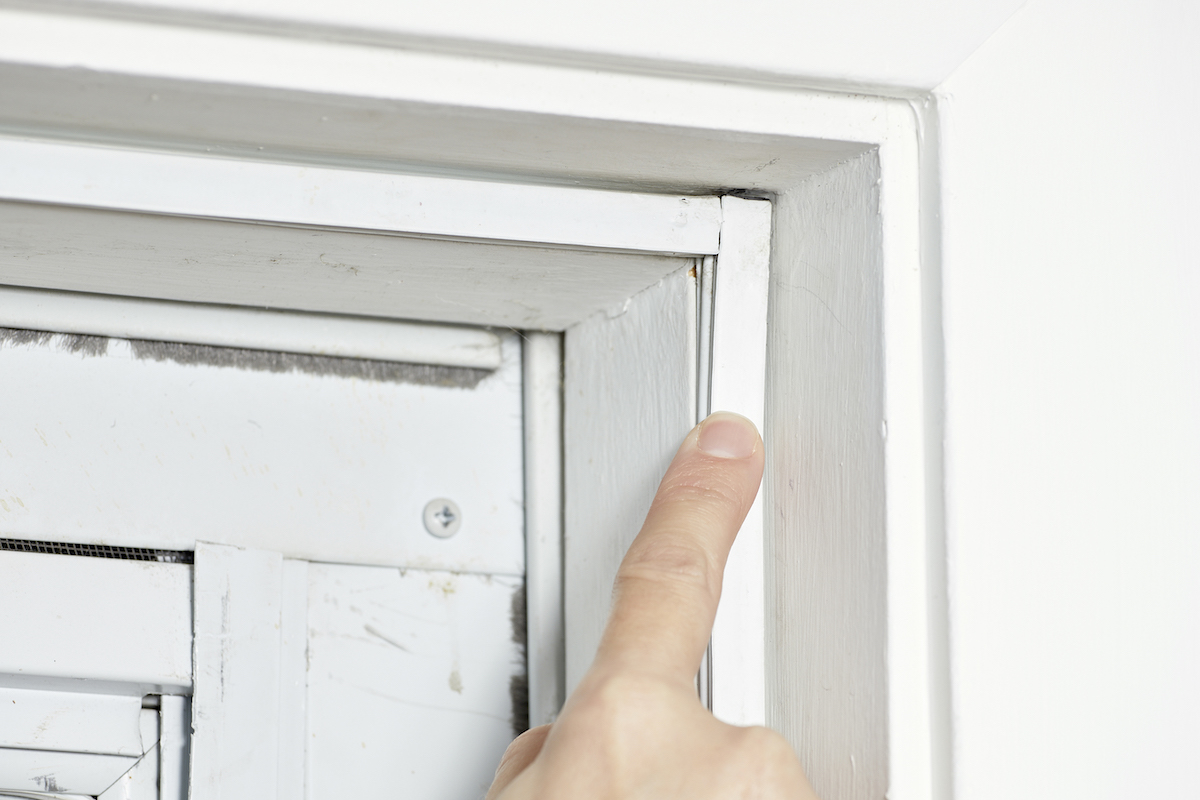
[912,95,953,800]
[563,265,697,691]
[707,197,771,728]
[0,552,192,692]
[276,560,308,800]
[765,155,889,800]
[305,564,523,799]
[0,200,689,332]
[0,8,888,190]
[0,12,941,793]
[0,688,143,757]
[0,136,719,255]
[46,0,1020,92]
[97,709,159,800]
[190,542,282,800]
[522,332,564,726]
[158,696,190,800]
[0,286,501,370]
[878,116,936,800]
[0,748,138,797]
[0,330,525,574]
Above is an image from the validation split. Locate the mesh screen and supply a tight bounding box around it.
[0,537,193,564]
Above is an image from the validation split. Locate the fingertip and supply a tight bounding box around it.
[696,412,760,459]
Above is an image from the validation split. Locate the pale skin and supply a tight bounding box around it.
[487,412,821,800]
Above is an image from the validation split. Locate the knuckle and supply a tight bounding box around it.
[616,538,719,600]
[622,536,713,579]
[569,672,668,732]
[660,472,745,513]
[591,671,664,709]
[736,726,795,768]
[731,726,809,793]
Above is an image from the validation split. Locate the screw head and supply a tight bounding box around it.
[423,498,462,538]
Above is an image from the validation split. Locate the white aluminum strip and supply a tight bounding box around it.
[276,560,308,800]
[0,286,501,370]
[523,332,565,726]
[0,137,721,256]
[191,542,282,800]
[158,696,191,800]
[0,688,143,757]
[0,551,193,692]
[708,196,771,727]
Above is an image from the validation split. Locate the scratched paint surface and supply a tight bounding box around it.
[306,563,523,799]
[0,330,524,575]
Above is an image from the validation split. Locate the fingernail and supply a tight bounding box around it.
[697,412,758,459]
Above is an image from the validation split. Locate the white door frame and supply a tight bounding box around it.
[0,9,940,799]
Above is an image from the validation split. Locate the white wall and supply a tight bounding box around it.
[937,1,1200,797]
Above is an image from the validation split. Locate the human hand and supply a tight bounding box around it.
[487,412,819,800]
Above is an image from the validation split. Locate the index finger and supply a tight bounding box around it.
[589,412,765,686]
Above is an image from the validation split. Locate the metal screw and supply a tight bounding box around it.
[423,498,462,538]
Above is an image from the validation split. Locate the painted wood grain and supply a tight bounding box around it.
[765,153,887,800]
[563,265,696,691]
[0,38,867,197]
[0,200,690,332]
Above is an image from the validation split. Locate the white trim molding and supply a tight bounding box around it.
[0,135,720,255]
[0,285,502,369]
[0,11,942,799]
